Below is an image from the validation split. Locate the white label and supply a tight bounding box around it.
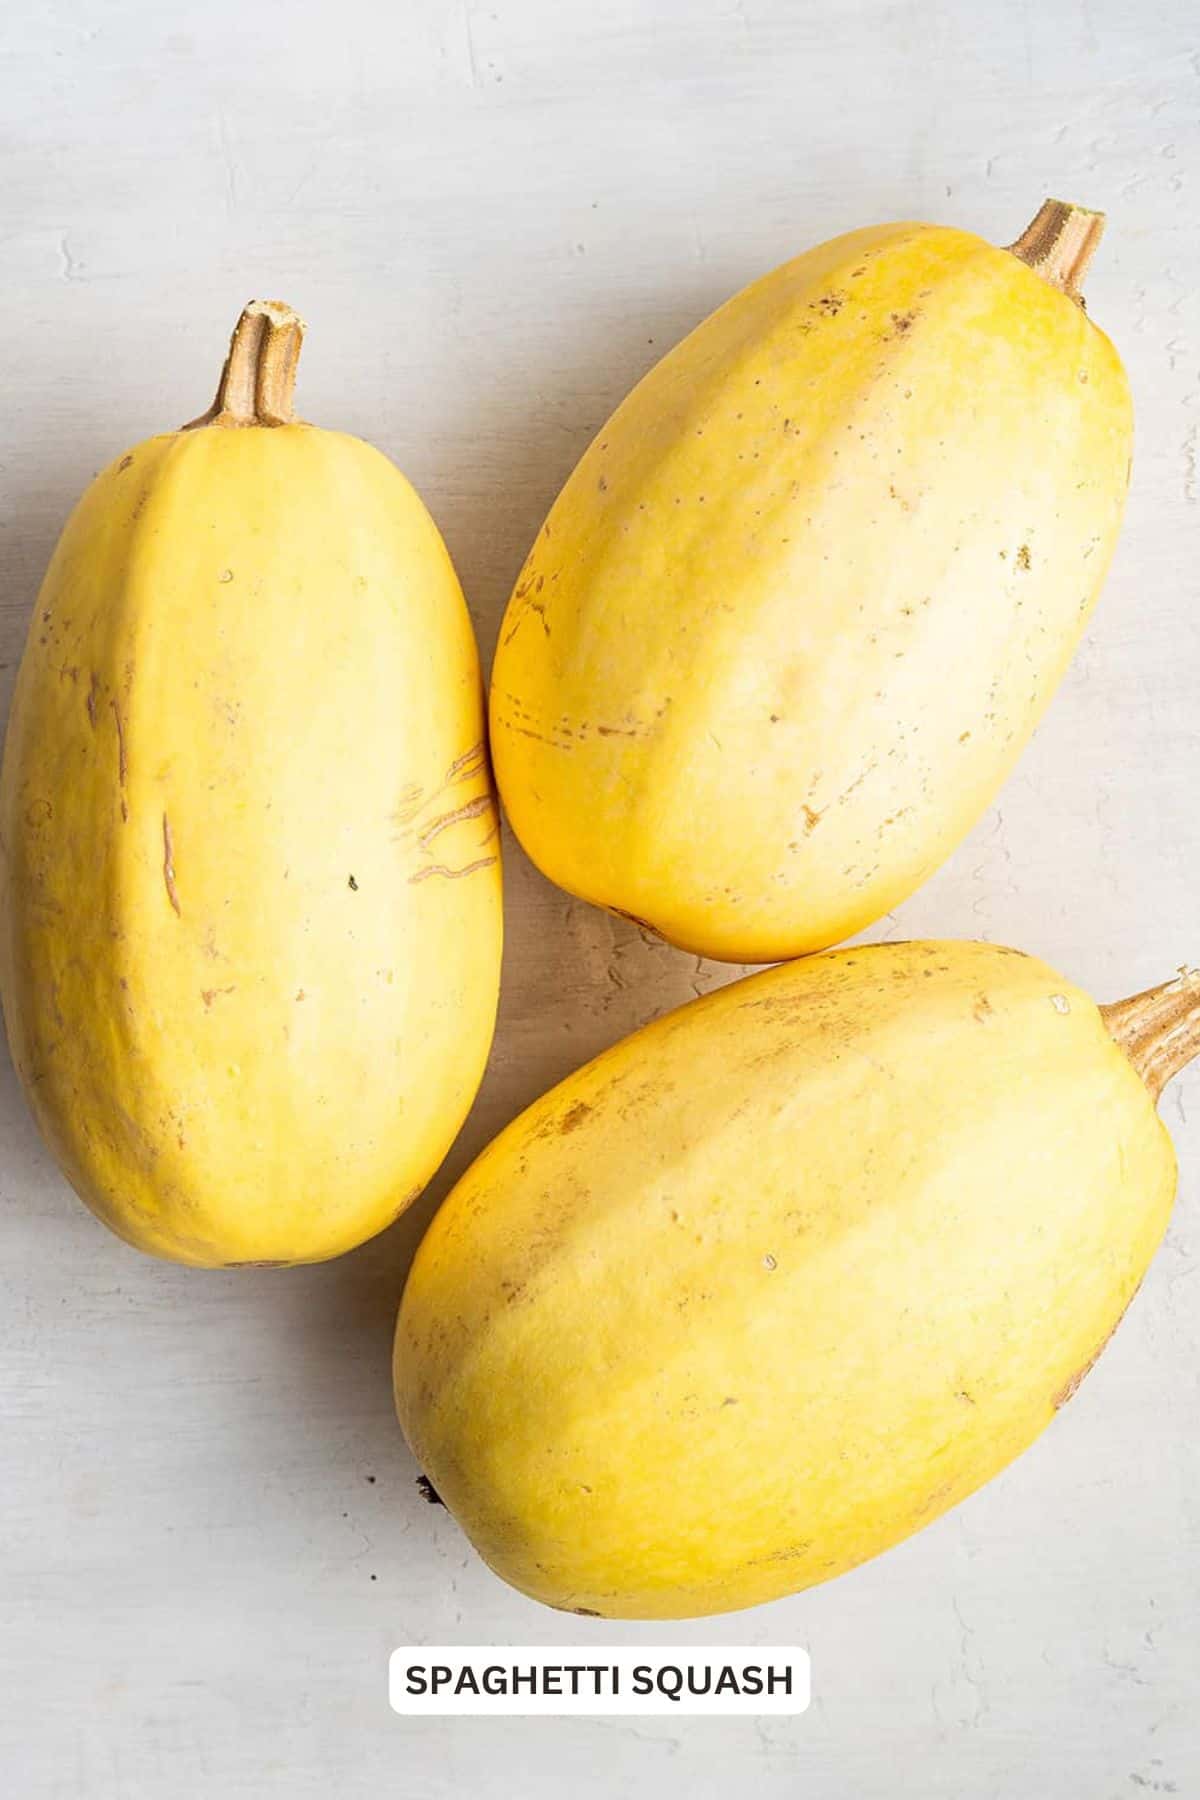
[389,1646,811,1716]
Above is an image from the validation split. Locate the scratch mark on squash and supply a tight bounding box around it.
[108,701,130,820]
[447,741,487,782]
[110,697,128,821]
[162,814,181,915]
[86,673,101,728]
[607,905,661,939]
[393,742,491,830]
[416,793,494,850]
[834,760,878,808]
[502,722,572,751]
[392,782,424,827]
[408,854,498,884]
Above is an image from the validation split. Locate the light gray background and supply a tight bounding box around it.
[1,1,1197,1794]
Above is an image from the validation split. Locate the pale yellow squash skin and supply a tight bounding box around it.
[395,942,1173,1619]
[0,398,501,1265]
[490,217,1132,961]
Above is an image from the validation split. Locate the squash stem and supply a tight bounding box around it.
[185,300,306,429]
[1100,970,1200,1103]
[1008,199,1105,303]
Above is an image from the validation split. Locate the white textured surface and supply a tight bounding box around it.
[2,1,1198,1794]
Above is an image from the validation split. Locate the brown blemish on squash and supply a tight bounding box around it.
[226,1258,287,1268]
[201,986,236,1008]
[802,804,823,834]
[572,1607,601,1617]
[558,1100,591,1134]
[1053,1285,1142,1409]
[1054,1354,1100,1410]
[86,673,101,728]
[1016,543,1032,571]
[387,1183,427,1228]
[162,815,181,915]
[1053,1332,1114,1408]
[117,454,134,472]
[887,310,917,337]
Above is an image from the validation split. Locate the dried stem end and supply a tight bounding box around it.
[1100,968,1200,1104]
[1008,199,1105,304]
[184,300,306,430]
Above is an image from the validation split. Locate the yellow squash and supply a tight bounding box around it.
[395,941,1193,1618]
[491,202,1132,961]
[0,302,501,1266]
